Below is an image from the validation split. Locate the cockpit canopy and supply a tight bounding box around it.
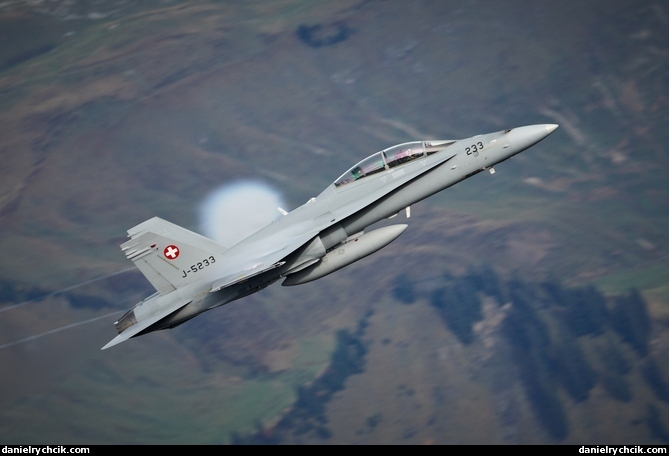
[333,140,454,188]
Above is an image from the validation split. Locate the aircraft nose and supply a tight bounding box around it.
[506,124,558,153]
[545,124,559,134]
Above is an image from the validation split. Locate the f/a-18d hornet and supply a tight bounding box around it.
[103,124,558,349]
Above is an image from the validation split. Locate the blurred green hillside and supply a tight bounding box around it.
[0,0,667,444]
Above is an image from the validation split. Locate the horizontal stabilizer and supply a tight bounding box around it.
[101,297,191,350]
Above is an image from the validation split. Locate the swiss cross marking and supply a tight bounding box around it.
[164,245,180,260]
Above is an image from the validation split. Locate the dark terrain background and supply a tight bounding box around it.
[0,0,668,444]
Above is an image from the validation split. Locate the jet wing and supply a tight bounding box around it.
[101,297,192,350]
[205,151,456,296]
[201,215,325,291]
[206,155,457,294]
[210,260,286,292]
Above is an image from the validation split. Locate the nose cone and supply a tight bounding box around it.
[506,124,558,154]
[545,124,559,134]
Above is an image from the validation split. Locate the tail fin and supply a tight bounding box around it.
[120,217,227,295]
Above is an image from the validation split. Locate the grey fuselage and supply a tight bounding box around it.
[147,124,557,333]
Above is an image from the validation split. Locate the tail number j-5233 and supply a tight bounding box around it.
[182,256,216,278]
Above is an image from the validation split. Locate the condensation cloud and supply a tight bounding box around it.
[198,180,287,247]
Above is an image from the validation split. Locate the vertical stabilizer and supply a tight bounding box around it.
[121,217,227,294]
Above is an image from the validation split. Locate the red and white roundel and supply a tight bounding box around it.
[163,245,180,260]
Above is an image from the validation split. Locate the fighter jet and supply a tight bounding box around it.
[103,124,558,349]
